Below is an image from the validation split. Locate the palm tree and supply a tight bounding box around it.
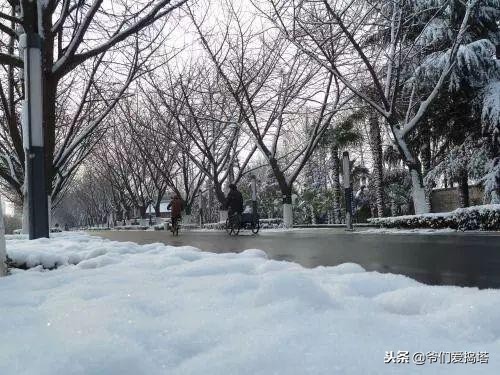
[384,145,404,216]
[368,111,384,217]
[321,114,363,223]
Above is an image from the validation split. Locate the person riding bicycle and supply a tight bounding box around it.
[225,183,244,218]
[167,195,183,233]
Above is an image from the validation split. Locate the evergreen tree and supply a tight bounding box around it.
[408,0,500,203]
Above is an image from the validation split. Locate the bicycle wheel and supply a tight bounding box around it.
[232,215,240,236]
[251,218,260,234]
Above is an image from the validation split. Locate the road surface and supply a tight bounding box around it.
[90,229,500,289]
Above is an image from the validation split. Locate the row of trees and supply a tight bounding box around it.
[0,0,186,231]
[2,0,499,229]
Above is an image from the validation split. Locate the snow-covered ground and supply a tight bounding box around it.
[1,233,499,374]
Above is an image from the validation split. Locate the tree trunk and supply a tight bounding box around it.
[310,205,316,224]
[390,200,398,217]
[183,204,192,224]
[43,78,57,197]
[409,167,430,214]
[207,182,216,223]
[267,157,294,227]
[22,191,29,234]
[331,145,341,223]
[0,198,7,276]
[457,168,469,208]
[390,118,431,214]
[282,189,293,228]
[138,205,147,219]
[368,112,384,217]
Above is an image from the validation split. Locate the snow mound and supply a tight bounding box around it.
[1,233,499,374]
[6,232,164,269]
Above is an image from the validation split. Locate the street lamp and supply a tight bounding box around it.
[342,151,354,231]
[20,11,49,239]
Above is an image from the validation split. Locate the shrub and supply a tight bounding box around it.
[369,205,500,231]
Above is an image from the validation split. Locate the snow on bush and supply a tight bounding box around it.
[369,204,500,231]
[202,218,284,230]
[1,233,500,374]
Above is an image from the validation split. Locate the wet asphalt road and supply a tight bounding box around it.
[90,229,500,289]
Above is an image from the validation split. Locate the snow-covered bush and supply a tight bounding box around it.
[259,218,284,229]
[369,204,500,231]
[154,223,165,230]
[114,225,149,231]
[201,218,284,230]
[202,222,226,230]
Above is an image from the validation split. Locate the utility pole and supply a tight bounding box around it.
[342,151,354,231]
[20,1,49,239]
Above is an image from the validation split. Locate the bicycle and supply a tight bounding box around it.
[225,212,241,236]
[249,213,260,234]
[225,212,260,235]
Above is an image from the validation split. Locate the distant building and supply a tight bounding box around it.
[146,200,171,218]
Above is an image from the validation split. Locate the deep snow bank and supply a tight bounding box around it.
[1,233,499,374]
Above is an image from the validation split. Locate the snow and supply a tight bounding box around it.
[358,228,458,234]
[1,233,500,374]
[0,199,6,276]
[482,80,500,133]
[372,204,500,222]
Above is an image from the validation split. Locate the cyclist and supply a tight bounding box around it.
[167,195,183,234]
[225,183,244,219]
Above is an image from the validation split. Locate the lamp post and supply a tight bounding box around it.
[342,151,354,231]
[20,1,49,239]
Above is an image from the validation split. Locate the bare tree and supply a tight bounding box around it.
[189,1,347,226]
[0,0,186,222]
[144,63,255,220]
[121,94,206,220]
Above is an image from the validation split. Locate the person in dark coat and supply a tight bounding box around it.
[167,195,183,230]
[225,184,244,216]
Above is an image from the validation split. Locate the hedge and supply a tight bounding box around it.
[368,204,500,231]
